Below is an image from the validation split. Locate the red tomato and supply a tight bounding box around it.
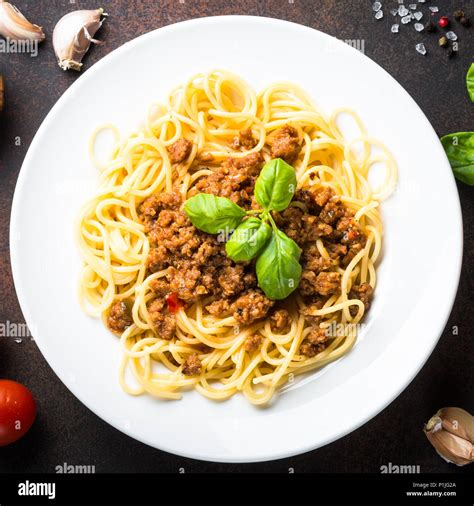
[0,380,36,446]
[165,292,183,313]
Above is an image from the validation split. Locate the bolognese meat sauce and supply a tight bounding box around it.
[107,125,373,368]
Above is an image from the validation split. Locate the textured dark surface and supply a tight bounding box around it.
[0,0,473,473]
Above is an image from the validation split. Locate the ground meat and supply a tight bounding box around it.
[194,152,263,207]
[319,199,346,225]
[107,301,132,333]
[243,334,263,352]
[314,272,341,296]
[268,125,301,163]
[233,290,274,325]
[147,246,168,273]
[150,278,171,296]
[218,265,247,297]
[206,299,232,317]
[168,264,207,302]
[274,206,330,244]
[224,152,263,176]
[313,187,335,207]
[138,191,182,230]
[182,353,202,375]
[300,342,326,357]
[270,309,291,333]
[232,128,257,150]
[300,271,341,297]
[139,195,161,220]
[300,300,324,328]
[342,242,364,268]
[307,327,328,345]
[337,217,365,246]
[349,282,373,317]
[147,298,176,340]
[168,139,192,163]
[325,243,347,260]
[302,245,333,272]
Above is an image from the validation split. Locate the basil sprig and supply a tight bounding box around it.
[184,193,246,233]
[184,158,301,299]
[225,217,272,261]
[466,63,474,103]
[441,132,474,186]
[254,158,297,211]
[256,227,302,300]
[439,66,474,186]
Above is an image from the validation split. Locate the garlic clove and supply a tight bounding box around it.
[0,1,45,41]
[438,407,474,442]
[52,8,106,72]
[424,406,474,467]
[425,427,473,466]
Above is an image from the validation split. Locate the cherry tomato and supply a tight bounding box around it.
[0,380,36,446]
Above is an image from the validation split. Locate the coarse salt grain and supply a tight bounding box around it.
[398,5,409,16]
[372,1,382,12]
[415,42,427,55]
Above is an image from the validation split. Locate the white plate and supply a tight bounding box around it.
[10,16,462,463]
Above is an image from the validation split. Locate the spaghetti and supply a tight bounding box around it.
[76,70,397,405]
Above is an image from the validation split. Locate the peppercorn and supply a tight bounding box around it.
[438,16,450,29]
[438,36,449,47]
[425,20,436,32]
[454,10,465,21]
[460,16,471,27]
[447,47,456,58]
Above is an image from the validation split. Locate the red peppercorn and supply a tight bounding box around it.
[438,16,450,28]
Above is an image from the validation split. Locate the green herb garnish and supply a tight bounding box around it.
[256,226,302,300]
[225,217,272,262]
[184,193,246,234]
[184,158,301,299]
[466,63,474,103]
[254,158,297,211]
[439,65,474,185]
[440,132,474,186]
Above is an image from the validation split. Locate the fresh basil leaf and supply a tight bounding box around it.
[225,217,272,261]
[254,158,297,212]
[256,229,301,300]
[440,132,474,186]
[184,193,246,233]
[466,63,474,102]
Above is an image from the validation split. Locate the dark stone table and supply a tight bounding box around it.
[0,0,472,473]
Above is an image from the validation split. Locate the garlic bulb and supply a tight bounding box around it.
[424,407,474,466]
[52,8,106,71]
[0,1,45,41]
